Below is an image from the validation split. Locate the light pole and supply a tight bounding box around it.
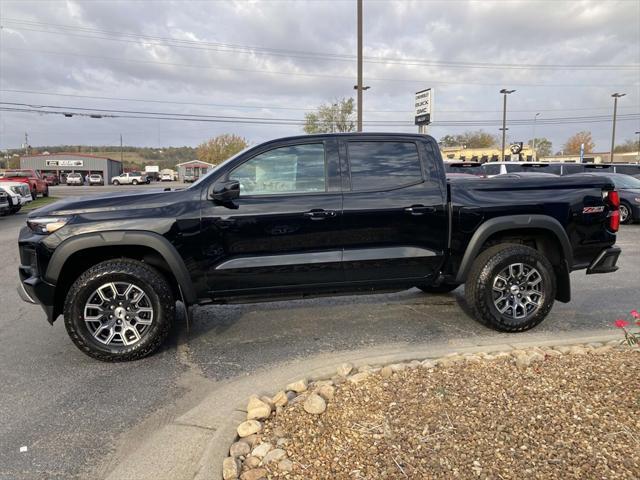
[499,89,516,161]
[610,93,625,162]
[356,0,363,132]
[532,112,541,158]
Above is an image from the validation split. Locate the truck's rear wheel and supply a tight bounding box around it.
[64,259,175,362]
[416,283,460,294]
[465,244,556,332]
[43,186,49,197]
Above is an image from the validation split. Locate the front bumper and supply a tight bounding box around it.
[18,267,57,324]
[586,246,621,275]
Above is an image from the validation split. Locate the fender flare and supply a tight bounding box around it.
[454,214,573,284]
[45,231,197,304]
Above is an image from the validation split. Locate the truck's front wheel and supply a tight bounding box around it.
[63,259,175,362]
[465,244,556,332]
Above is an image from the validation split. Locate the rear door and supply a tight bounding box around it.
[339,137,448,282]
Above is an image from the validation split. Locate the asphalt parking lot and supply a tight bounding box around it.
[48,181,186,199]
[0,211,638,480]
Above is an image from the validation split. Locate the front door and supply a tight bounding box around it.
[201,140,344,294]
[339,138,448,282]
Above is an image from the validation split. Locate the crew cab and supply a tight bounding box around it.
[17,133,621,361]
[0,169,49,200]
[112,172,149,185]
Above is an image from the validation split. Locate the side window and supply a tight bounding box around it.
[347,141,423,191]
[231,143,326,196]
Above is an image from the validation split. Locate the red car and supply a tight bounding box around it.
[43,174,60,186]
[0,169,49,200]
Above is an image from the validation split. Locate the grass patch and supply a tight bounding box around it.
[22,196,60,212]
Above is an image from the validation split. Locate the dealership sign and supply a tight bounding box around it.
[414,88,432,125]
[45,159,84,167]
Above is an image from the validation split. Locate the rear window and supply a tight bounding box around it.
[347,141,423,191]
[505,164,559,174]
[482,164,502,176]
[444,163,484,176]
[561,164,585,175]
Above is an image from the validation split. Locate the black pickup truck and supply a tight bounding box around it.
[18,133,621,361]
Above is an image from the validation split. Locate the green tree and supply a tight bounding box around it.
[563,131,595,155]
[304,98,355,134]
[196,134,248,165]
[613,137,640,153]
[439,130,498,148]
[527,137,553,157]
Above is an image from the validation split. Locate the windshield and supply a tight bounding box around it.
[188,146,254,189]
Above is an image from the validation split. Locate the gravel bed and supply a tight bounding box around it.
[225,345,639,480]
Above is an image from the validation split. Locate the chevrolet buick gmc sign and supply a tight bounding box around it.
[414,88,432,125]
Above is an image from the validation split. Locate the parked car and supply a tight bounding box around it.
[43,174,60,186]
[571,172,640,224]
[88,174,104,186]
[443,161,486,177]
[161,172,174,182]
[482,162,563,177]
[66,173,84,186]
[0,181,33,214]
[183,173,197,183]
[0,191,9,216]
[112,172,149,185]
[0,169,48,199]
[18,133,621,361]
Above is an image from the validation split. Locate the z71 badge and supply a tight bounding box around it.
[583,206,605,214]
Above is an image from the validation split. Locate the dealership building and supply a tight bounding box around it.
[20,153,123,184]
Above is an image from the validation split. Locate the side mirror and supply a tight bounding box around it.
[210,179,240,204]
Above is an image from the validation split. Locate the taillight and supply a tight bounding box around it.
[605,190,620,232]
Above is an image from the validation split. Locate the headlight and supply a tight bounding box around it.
[635,197,640,204]
[27,217,70,234]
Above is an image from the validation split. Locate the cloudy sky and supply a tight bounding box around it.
[0,0,639,153]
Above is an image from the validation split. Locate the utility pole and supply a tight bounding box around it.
[532,112,541,158]
[610,92,625,163]
[499,89,515,161]
[120,134,124,163]
[24,132,29,156]
[356,0,363,132]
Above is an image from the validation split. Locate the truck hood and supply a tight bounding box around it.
[28,188,191,217]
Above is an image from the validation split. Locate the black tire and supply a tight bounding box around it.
[113,180,120,186]
[619,202,633,224]
[63,259,175,362]
[43,186,49,197]
[31,189,37,200]
[465,244,556,332]
[132,179,139,185]
[417,283,460,294]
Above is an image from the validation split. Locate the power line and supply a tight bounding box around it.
[3,18,638,71]
[2,89,638,114]
[2,104,638,127]
[2,47,638,88]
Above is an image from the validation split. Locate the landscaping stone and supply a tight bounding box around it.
[240,468,268,480]
[336,362,353,377]
[278,458,293,472]
[316,384,335,401]
[229,441,251,458]
[246,396,271,421]
[262,448,287,465]
[251,442,272,459]
[243,456,260,469]
[285,379,308,393]
[303,393,327,414]
[380,366,393,378]
[348,372,370,384]
[222,457,240,480]
[272,390,288,407]
[237,420,262,438]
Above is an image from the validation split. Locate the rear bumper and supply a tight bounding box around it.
[586,246,621,275]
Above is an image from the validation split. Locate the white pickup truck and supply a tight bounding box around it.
[111,172,149,185]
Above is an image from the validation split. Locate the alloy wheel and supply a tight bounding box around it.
[619,204,629,223]
[492,263,543,320]
[83,282,154,346]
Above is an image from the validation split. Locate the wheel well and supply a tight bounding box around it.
[53,245,181,318]
[480,228,564,267]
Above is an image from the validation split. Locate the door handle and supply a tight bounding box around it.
[304,209,337,220]
[404,205,436,215]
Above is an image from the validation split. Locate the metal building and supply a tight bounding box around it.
[175,160,215,182]
[20,153,123,184]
